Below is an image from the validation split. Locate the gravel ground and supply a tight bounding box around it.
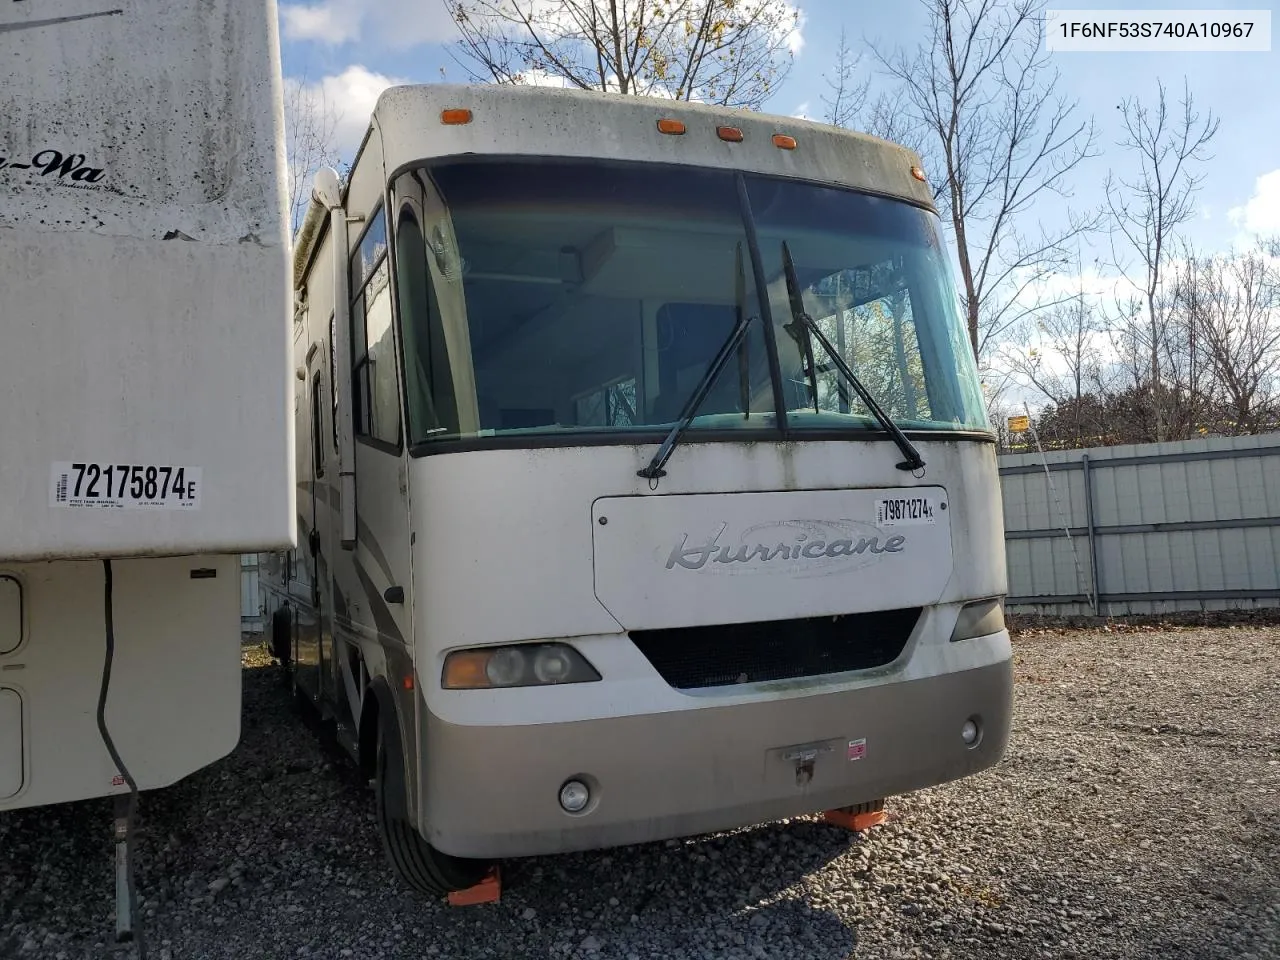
[2,620,1277,960]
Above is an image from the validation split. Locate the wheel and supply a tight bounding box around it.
[270,606,292,667]
[374,721,491,896]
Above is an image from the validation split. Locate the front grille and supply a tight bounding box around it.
[629,608,921,690]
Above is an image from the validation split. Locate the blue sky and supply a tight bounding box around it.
[279,0,1279,258]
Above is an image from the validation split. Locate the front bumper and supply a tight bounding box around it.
[419,648,1013,859]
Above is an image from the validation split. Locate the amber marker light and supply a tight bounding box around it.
[440,108,473,125]
[717,126,744,142]
[657,118,687,135]
[910,165,927,182]
[772,134,798,150]
[442,651,491,689]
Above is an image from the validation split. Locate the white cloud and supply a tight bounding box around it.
[514,68,695,100]
[1228,168,1280,237]
[290,65,407,155]
[783,6,806,56]
[1016,325,1119,371]
[283,0,803,63]
[1005,263,1129,317]
[280,0,457,49]
[518,68,575,89]
[281,2,361,44]
[508,0,805,60]
[324,65,404,152]
[792,101,812,120]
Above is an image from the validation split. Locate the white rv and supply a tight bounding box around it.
[0,0,292,934]
[264,84,1012,896]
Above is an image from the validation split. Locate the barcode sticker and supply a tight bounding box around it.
[50,461,202,510]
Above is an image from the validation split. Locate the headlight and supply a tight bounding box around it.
[485,647,526,686]
[442,642,601,689]
[950,598,1005,643]
[533,646,574,683]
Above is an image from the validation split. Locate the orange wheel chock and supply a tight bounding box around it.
[447,866,501,906]
[823,807,888,832]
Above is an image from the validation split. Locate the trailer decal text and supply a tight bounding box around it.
[0,149,106,184]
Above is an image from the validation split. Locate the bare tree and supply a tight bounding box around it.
[871,0,1099,361]
[284,76,342,235]
[821,30,927,156]
[1176,245,1280,434]
[820,30,868,130]
[978,364,1024,449]
[1000,269,1109,444]
[445,0,799,108]
[984,391,1019,451]
[1017,238,1280,447]
[1105,78,1218,441]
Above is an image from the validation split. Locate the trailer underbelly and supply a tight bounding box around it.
[0,555,242,811]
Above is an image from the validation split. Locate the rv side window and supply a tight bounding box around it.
[328,314,339,451]
[310,371,325,478]
[349,207,401,447]
[392,199,460,443]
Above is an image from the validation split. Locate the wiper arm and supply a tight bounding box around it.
[639,327,755,488]
[780,241,926,473]
[639,245,755,482]
[735,244,751,420]
[638,313,753,481]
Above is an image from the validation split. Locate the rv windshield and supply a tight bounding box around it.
[391,159,988,450]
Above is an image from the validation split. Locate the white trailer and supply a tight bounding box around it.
[264,84,1012,898]
[0,0,292,940]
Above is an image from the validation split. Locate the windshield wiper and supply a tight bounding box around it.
[735,244,751,419]
[783,306,820,415]
[779,241,926,473]
[638,246,754,482]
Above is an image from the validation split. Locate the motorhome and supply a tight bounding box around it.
[263,83,1012,896]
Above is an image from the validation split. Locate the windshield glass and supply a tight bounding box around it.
[746,177,989,433]
[392,161,774,447]
[391,159,988,449]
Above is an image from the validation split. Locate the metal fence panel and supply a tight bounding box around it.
[240,554,263,634]
[999,433,1280,615]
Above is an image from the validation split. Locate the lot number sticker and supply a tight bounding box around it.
[50,462,202,510]
[875,496,936,526]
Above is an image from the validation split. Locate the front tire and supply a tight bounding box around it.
[374,722,491,896]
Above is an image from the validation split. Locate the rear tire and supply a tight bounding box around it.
[842,799,885,816]
[270,606,292,667]
[374,722,491,896]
